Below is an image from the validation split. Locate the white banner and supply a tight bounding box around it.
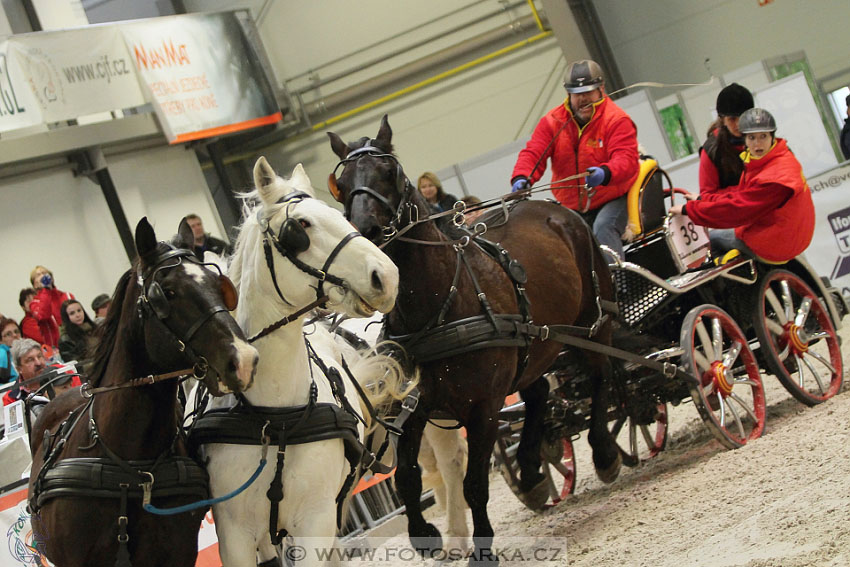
[7,27,146,124]
[806,163,850,305]
[0,41,43,133]
[121,12,281,144]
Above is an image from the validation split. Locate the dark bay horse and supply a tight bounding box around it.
[328,116,622,564]
[27,218,258,567]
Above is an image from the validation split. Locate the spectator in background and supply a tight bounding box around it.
[1,317,21,383]
[29,266,74,348]
[91,293,112,323]
[19,288,45,345]
[3,339,79,413]
[840,94,850,161]
[186,214,231,261]
[417,172,458,213]
[58,299,98,375]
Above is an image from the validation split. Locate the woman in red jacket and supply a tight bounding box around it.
[28,265,74,348]
[670,108,814,264]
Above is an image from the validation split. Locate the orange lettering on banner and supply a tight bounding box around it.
[134,39,191,70]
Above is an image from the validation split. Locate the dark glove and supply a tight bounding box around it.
[40,274,53,288]
[585,167,606,188]
[511,177,530,193]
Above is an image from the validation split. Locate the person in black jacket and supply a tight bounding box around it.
[58,299,97,375]
[417,172,458,213]
[185,214,232,261]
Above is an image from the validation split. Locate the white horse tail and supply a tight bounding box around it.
[343,340,418,433]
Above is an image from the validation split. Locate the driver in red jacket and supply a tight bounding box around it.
[670,108,814,264]
[511,59,639,260]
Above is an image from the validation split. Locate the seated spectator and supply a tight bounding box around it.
[417,172,458,213]
[3,339,80,408]
[29,265,74,348]
[185,214,231,261]
[19,288,46,345]
[58,299,98,375]
[1,317,21,383]
[91,293,112,322]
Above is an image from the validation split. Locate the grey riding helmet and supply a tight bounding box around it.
[564,60,604,93]
[738,108,777,134]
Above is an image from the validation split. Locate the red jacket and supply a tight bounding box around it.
[29,287,73,348]
[20,313,47,345]
[512,96,639,210]
[685,138,814,263]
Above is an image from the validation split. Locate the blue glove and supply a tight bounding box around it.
[585,167,606,188]
[511,177,530,193]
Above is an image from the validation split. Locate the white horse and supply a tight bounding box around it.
[333,315,471,557]
[201,158,411,567]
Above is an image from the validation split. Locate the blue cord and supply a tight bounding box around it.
[143,458,267,516]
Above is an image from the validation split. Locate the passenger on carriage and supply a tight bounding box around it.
[669,108,815,264]
[511,59,639,259]
[696,83,755,197]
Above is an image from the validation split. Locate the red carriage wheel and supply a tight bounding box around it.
[753,269,843,406]
[681,305,766,449]
[540,435,576,504]
[609,403,668,467]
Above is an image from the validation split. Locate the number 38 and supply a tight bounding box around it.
[679,221,699,246]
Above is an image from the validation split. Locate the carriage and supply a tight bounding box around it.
[495,158,849,508]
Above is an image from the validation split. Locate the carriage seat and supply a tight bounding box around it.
[622,157,666,242]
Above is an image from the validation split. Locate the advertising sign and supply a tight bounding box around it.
[121,12,281,144]
[0,41,42,133]
[7,27,146,124]
[806,163,850,304]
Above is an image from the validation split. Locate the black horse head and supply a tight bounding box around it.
[328,115,426,244]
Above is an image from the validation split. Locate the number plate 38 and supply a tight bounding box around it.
[666,214,710,271]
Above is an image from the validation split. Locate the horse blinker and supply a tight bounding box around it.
[279,218,310,255]
[220,275,238,311]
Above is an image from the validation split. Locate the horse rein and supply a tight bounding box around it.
[79,365,205,398]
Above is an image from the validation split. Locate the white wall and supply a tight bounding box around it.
[0,146,225,320]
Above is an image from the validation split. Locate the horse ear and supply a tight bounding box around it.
[253,156,278,205]
[376,114,392,146]
[175,217,194,250]
[135,217,157,259]
[290,163,314,196]
[328,131,348,159]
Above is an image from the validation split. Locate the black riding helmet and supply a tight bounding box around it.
[564,60,604,94]
[716,83,754,117]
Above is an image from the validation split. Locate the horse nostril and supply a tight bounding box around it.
[364,225,383,244]
[371,270,383,292]
[228,359,237,373]
[252,354,259,369]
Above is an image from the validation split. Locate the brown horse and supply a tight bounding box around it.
[328,116,622,565]
[27,218,258,567]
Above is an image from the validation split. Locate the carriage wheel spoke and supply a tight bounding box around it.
[779,281,795,322]
[629,422,638,458]
[694,350,711,373]
[711,317,723,362]
[799,353,827,394]
[639,424,656,449]
[696,320,715,362]
[724,395,746,438]
[766,318,785,337]
[732,378,759,387]
[703,382,715,399]
[718,395,727,428]
[551,460,572,480]
[804,349,836,375]
[794,297,812,327]
[728,392,758,423]
[722,341,742,368]
[808,330,830,342]
[764,288,787,325]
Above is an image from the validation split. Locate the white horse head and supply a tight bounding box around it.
[203,158,409,566]
[229,157,398,330]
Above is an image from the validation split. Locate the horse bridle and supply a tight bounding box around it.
[137,246,238,379]
[329,145,418,242]
[259,190,363,309]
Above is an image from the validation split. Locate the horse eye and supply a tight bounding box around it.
[299,219,311,229]
[164,288,176,298]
